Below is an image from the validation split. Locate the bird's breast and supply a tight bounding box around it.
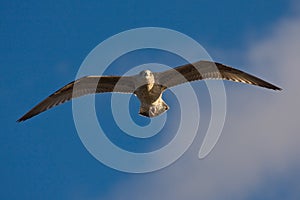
[134,84,163,105]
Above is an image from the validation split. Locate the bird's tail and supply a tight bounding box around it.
[139,101,169,118]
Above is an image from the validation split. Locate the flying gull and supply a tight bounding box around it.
[17,60,281,122]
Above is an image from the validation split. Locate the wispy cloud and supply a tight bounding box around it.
[104,13,300,200]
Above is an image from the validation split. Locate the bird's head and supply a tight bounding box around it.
[139,70,154,84]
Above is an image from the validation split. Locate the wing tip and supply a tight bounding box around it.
[17,112,36,122]
[16,118,24,123]
[267,84,282,91]
[16,115,28,123]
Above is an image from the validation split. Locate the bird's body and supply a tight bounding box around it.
[130,69,168,117]
[17,60,281,122]
[134,83,168,117]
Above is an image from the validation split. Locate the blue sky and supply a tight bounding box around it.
[1,0,300,199]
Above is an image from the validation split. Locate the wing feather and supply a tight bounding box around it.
[17,76,135,122]
[157,60,282,90]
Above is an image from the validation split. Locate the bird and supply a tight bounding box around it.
[17,60,281,122]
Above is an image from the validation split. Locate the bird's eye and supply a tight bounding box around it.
[145,71,151,76]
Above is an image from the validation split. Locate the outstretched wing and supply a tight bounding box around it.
[17,76,136,122]
[157,60,282,90]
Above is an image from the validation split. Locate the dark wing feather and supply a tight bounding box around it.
[17,76,135,122]
[157,60,282,90]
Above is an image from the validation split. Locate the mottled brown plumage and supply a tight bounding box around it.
[17,60,281,122]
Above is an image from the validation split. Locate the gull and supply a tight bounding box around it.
[17,60,281,122]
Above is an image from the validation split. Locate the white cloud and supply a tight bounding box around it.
[104,14,300,200]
